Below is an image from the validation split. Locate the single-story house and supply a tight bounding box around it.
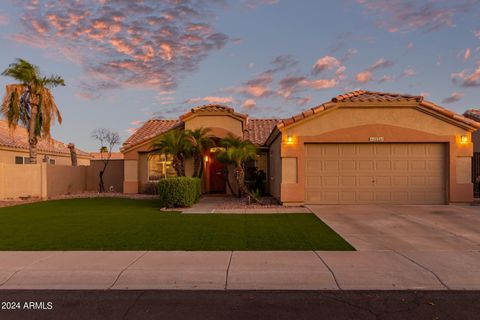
[122,90,479,205]
[0,120,91,166]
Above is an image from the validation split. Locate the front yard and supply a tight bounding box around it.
[0,198,354,251]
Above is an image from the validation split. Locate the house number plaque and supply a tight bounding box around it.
[369,137,384,142]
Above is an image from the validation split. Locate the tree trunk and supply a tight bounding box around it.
[199,160,204,178]
[233,167,245,198]
[172,156,184,177]
[234,166,264,204]
[28,103,38,164]
[99,170,105,193]
[98,160,109,193]
[68,143,78,166]
[223,167,237,196]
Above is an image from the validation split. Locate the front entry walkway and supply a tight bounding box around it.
[181,195,311,214]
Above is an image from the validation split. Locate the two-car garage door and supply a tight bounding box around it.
[304,143,447,204]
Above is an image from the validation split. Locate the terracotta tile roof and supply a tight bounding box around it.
[121,119,183,151]
[90,152,124,160]
[179,104,247,120]
[464,109,480,122]
[0,120,90,157]
[279,90,480,129]
[244,119,281,145]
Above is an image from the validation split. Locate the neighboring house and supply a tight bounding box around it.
[463,109,480,198]
[122,90,479,205]
[0,120,90,166]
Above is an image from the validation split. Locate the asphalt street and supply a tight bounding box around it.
[0,290,479,320]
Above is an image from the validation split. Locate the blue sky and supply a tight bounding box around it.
[0,0,479,151]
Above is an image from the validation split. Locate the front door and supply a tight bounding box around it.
[209,156,226,193]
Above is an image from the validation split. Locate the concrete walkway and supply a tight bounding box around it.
[1,250,479,290]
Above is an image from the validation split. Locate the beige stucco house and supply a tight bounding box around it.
[0,120,91,166]
[122,90,479,205]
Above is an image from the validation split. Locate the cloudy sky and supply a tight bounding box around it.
[0,0,480,151]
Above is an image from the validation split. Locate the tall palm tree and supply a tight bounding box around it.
[218,134,258,198]
[150,129,191,176]
[186,127,214,178]
[1,59,65,164]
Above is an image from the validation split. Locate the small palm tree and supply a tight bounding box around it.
[150,129,191,176]
[186,127,214,178]
[1,59,65,164]
[218,134,258,199]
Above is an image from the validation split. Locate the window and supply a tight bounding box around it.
[15,156,30,164]
[148,154,177,181]
[49,159,56,165]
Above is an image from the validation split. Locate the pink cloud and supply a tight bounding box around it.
[464,48,471,61]
[241,99,256,110]
[130,120,142,126]
[243,0,280,10]
[378,75,394,83]
[312,56,341,75]
[187,96,235,104]
[356,0,478,33]
[442,92,463,104]
[356,71,372,83]
[451,65,480,87]
[402,68,416,77]
[474,30,480,39]
[407,42,414,49]
[14,0,229,98]
[355,58,393,83]
[305,79,337,89]
[0,15,8,25]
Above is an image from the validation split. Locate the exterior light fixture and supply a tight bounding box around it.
[460,135,468,144]
[286,136,294,145]
[204,155,209,162]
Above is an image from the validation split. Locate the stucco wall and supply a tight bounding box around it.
[278,105,474,204]
[47,165,87,197]
[184,115,244,138]
[86,160,124,193]
[0,163,44,199]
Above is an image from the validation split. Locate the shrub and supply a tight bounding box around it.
[157,177,201,208]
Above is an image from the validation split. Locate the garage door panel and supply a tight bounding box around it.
[304,143,446,204]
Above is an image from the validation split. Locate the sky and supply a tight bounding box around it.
[0,0,480,152]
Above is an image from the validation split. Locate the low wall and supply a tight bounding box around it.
[86,160,124,193]
[47,165,88,197]
[0,161,124,200]
[0,163,45,199]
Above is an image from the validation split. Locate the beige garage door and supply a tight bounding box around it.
[304,143,446,204]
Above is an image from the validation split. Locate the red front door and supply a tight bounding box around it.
[209,156,226,193]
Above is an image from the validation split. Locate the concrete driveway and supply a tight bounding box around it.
[308,205,480,251]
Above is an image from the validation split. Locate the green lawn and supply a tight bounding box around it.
[0,198,354,251]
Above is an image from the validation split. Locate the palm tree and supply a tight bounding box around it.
[1,59,65,164]
[186,127,214,178]
[217,134,258,199]
[150,129,191,176]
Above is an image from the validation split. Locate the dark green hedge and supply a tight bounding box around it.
[157,177,201,208]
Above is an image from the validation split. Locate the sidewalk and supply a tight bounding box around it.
[1,250,479,290]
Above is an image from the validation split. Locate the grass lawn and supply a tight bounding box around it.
[0,198,354,251]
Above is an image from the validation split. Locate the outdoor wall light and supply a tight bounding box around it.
[204,155,209,162]
[460,135,468,144]
[286,136,294,145]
